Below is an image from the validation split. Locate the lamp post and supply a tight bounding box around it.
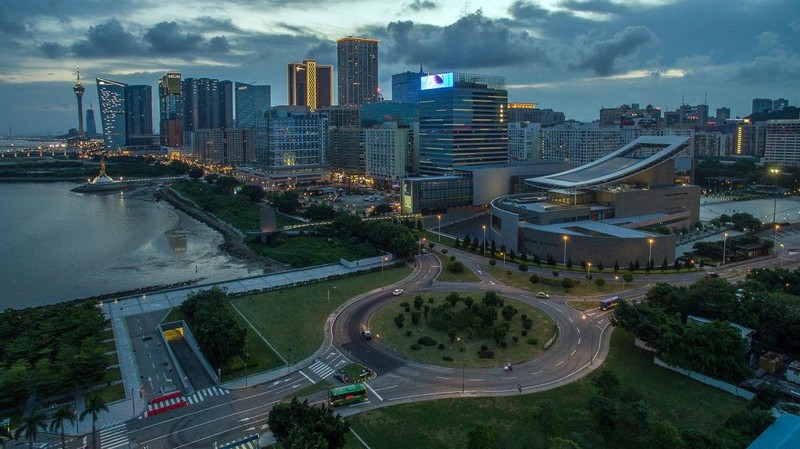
[457,337,465,393]
[419,237,426,254]
[648,238,654,270]
[327,286,336,306]
[501,251,506,269]
[562,235,569,267]
[722,232,728,265]
[382,257,387,271]
[780,243,785,267]
[482,225,487,256]
[586,262,591,279]
[582,314,594,365]
[244,337,249,386]
[437,214,442,242]
[770,168,780,224]
[775,224,780,254]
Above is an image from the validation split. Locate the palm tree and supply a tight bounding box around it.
[0,423,13,449]
[49,405,75,449]
[14,408,47,449]
[80,393,108,449]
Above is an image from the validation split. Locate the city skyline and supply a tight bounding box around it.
[1,0,799,135]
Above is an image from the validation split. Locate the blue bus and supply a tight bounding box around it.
[599,296,621,311]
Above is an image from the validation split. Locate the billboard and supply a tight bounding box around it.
[420,73,453,90]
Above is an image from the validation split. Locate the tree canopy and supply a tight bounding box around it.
[267,398,348,449]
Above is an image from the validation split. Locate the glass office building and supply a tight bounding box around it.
[96,78,128,150]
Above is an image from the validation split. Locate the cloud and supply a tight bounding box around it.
[559,0,628,15]
[39,42,68,58]
[756,31,779,48]
[735,52,800,84]
[71,20,143,57]
[304,40,336,62]
[143,21,202,55]
[405,0,437,12]
[206,36,230,53]
[382,10,550,69]
[508,0,550,21]
[573,26,656,76]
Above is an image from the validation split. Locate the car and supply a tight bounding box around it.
[392,288,404,296]
[536,291,550,299]
[361,330,373,340]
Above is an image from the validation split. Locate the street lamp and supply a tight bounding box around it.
[437,214,442,242]
[770,168,780,224]
[457,337,465,393]
[382,257,387,271]
[419,237,426,254]
[648,238,654,270]
[501,251,506,268]
[775,224,780,253]
[586,262,591,279]
[582,314,594,365]
[482,225,487,256]
[722,232,729,265]
[780,243,785,267]
[562,235,569,267]
[327,286,336,306]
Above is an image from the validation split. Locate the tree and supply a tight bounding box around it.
[267,398,348,449]
[81,393,108,449]
[0,423,12,449]
[214,176,240,195]
[614,260,619,271]
[595,277,605,287]
[537,400,556,442]
[661,257,669,271]
[518,263,528,272]
[529,274,540,284]
[413,295,424,310]
[371,203,393,216]
[623,272,634,283]
[49,405,75,449]
[240,184,266,202]
[188,167,204,179]
[466,423,499,449]
[15,408,47,449]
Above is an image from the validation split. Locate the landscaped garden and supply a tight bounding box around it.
[368,291,556,368]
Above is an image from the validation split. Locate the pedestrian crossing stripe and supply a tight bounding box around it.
[99,423,128,449]
[219,434,259,449]
[186,386,229,405]
[308,360,335,379]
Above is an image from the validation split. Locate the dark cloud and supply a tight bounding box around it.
[508,0,550,20]
[304,41,336,63]
[382,10,550,70]
[405,0,437,12]
[206,36,230,53]
[0,2,29,35]
[735,53,800,84]
[71,20,143,56]
[559,0,627,15]
[573,26,656,76]
[144,21,202,55]
[191,16,242,34]
[39,42,68,58]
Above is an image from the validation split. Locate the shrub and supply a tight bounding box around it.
[478,349,495,359]
[405,330,412,337]
[404,306,411,313]
[518,263,528,272]
[498,341,507,348]
[394,314,405,328]
[527,338,539,345]
[521,329,528,336]
[552,271,560,278]
[428,297,435,303]
[418,336,438,346]
[442,355,453,361]
[438,343,445,350]
[561,278,575,289]
[623,272,634,283]
[447,261,466,273]
[480,344,489,351]
[512,335,519,343]
[399,301,410,308]
[506,270,513,276]
[410,344,422,351]
[522,318,533,330]
[489,259,497,266]
[450,255,456,262]
[595,277,606,287]
[529,274,540,284]
[441,248,448,255]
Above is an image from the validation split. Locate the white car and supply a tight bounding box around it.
[392,288,404,296]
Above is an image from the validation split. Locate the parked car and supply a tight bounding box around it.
[536,291,550,299]
[392,288,404,296]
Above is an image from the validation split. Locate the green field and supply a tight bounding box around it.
[344,330,745,449]
[433,252,481,283]
[368,293,556,368]
[247,235,382,268]
[233,267,413,363]
[482,264,636,296]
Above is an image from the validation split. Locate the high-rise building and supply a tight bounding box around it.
[391,67,425,104]
[337,36,379,106]
[418,72,508,175]
[96,78,128,150]
[599,104,660,127]
[159,72,183,147]
[85,106,97,137]
[125,85,153,137]
[329,128,365,173]
[183,77,221,132]
[235,83,271,128]
[764,119,800,166]
[219,80,235,129]
[539,122,624,167]
[735,120,767,157]
[186,128,259,164]
[365,122,413,180]
[752,98,773,115]
[262,106,327,169]
[288,59,334,111]
[361,101,417,127]
[508,122,541,161]
[774,98,789,112]
[716,107,731,121]
[74,69,85,137]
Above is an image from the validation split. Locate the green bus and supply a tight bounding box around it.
[329,383,368,406]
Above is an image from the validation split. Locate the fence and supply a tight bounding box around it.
[653,357,755,400]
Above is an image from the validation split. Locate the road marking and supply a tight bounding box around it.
[374,384,399,392]
[503,376,517,380]
[570,349,576,356]
[568,317,574,323]
[532,370,543,375]
[298,370,315,384]
[576,327,580,334]
[469,378,485,382]
[364,382,384,402]
[555,361,564,367]
[577,338,581,345]
[435,376,451,380]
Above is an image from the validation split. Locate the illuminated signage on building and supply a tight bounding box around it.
[420,73,453,90]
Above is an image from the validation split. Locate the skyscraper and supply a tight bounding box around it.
[183,77,221,132]
[125,85,153,137]
[235,83,271,128]
[287,59,334,111]
[391,67,425,104]
[96,78,128,150]
[219,80,234,129]
[752,98,773,115]
[418,72,508,175]
[159,72,183,147]
[337,36,379,106]
[86,106,97,137]
[74,69,85,137]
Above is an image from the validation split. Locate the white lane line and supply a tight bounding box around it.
[435,376,451,380]
[469,378,485,382]
[532,370,543,375]
[364,382,384,402]
[555,361,564,367]
[503,376,517,380]
[578,338,581,345]
[570,349,576,356]
[374,384,399,392]
[298,370,315,384]
[576,327,580,334]
[568,317,574,323]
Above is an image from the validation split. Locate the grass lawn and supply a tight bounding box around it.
[233,267,413,363]
[247,235,382,268]
[369,293,556,368]
[224,302,286,380]
[98,340,116,354]
[105,352,119,367]
[433,252,481,283]
[172,180,260,232]
[345,329,745,449]
[95,383,126,403]
[567,300,601,311]
[104,367,122,383]
[482,264,637,297]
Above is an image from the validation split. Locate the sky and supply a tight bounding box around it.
[1,0,799,136]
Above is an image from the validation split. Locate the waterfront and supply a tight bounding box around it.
[0,183,263,310]
[700,196,800,224]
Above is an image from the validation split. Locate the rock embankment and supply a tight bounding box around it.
[157,187,286,272]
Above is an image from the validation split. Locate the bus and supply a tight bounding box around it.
[329,383,368,406]
[599,296,621,311]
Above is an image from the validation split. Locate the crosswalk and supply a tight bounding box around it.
[219,434,259,449]
[307,360,335,379]
[186,386,229,405]
[99,424,129,449]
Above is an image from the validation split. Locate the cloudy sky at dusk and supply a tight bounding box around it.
[1,0,799,135]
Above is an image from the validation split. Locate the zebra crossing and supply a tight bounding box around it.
[185,386,229,405]
[219,434,260,449]
[99,423,129,449]
[307,359,335,379]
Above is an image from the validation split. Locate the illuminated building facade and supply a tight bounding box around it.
[159,72,183,147]
[219,80,235,129]
[263,106,327,169]
[74,69,85,137]
[125,85,153,137]
[391,68,425,104]
[365,122,412,180]
[288,60,334,111]
[765,119,800,167]
[337,37,379,106]
[235,83,271,129]
[96,78,128,150]
[418,72,508,175]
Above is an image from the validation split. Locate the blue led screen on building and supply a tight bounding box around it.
[420,73,453,90]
